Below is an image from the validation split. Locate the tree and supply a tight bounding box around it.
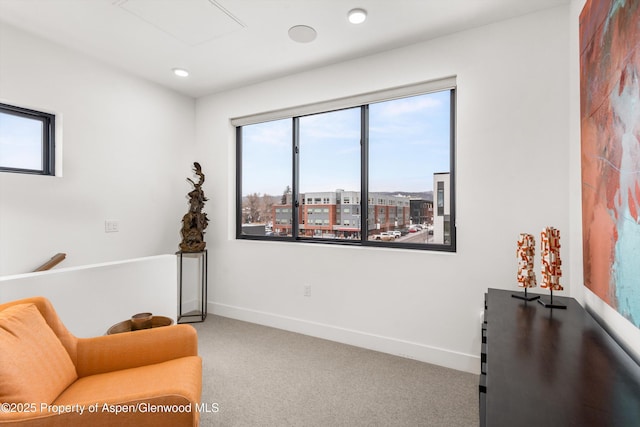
[281,185,292,205]
[245,193,261,223]
[263,194,274,224]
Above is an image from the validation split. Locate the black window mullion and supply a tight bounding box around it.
[292,117,300,239]
[360,105,369,243]
[235,126,243,238]
[448,89,457,251]
[41,117,50,175]
[43,116,54,175]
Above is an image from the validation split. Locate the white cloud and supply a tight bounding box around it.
[244,119,291,148]
[375,96,442,117]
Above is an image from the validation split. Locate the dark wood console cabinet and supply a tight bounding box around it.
[480,288,640,426]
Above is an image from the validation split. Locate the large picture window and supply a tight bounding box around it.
[235,79,455,251]
[0,103,55,175]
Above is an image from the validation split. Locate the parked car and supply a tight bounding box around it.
[373,232,395,241]
[391,231,401,238]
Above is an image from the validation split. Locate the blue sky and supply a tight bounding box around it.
[299,107,361,193]
[241,90,451,197]
[0,112,43,170]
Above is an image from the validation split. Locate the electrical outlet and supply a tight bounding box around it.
[303,284,311,297]
[105,220,119,233]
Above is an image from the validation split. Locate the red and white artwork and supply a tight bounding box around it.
[581,0,640,328]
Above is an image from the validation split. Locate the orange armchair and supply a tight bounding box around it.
[0,296,202,426]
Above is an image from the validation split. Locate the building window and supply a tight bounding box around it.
[0,103,55,175]
[235,79,456,251]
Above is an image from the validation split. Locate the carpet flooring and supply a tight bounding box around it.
[191,315,479,427]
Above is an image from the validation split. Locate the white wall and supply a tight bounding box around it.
[196,6,571,373]
[0,23,195,275]
[0,255,177,337]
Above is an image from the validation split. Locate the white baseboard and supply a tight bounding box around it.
[210,302,480,374]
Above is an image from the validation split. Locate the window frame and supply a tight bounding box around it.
[235,79,456,252]
[0,102,55,176]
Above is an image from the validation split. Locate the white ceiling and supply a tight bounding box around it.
[0,0,569,98]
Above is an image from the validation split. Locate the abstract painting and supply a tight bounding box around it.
[580,0,640,328]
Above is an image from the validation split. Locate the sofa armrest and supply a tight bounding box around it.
[75,324,198,377]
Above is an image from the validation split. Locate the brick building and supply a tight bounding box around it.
[273,190,411,239]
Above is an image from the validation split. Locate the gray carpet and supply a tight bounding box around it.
[191,315,479,427]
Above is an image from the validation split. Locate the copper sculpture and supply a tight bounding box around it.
[180,162,209,252]
[538,226,566,308]
[540,227,562,292]
[516,233,537,289]
[512,233,540,301]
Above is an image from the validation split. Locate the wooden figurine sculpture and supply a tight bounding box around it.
[180,162,209,252]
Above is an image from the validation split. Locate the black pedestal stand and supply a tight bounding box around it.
[176,250,208,323]
[512,287,540,301]
[538,288,566,309]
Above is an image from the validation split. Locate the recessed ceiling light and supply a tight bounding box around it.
[288,25,317,43]
[348,8,367,24]
[172,68,190,77]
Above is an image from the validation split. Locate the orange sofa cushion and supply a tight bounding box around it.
[0,303,78,404]
[51,356,202,427]
[55,356,201,406]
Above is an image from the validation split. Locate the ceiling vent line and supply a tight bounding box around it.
[117,0,246,47]
[208,0,246,28]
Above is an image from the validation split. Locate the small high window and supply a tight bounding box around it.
[0,103,55,175]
